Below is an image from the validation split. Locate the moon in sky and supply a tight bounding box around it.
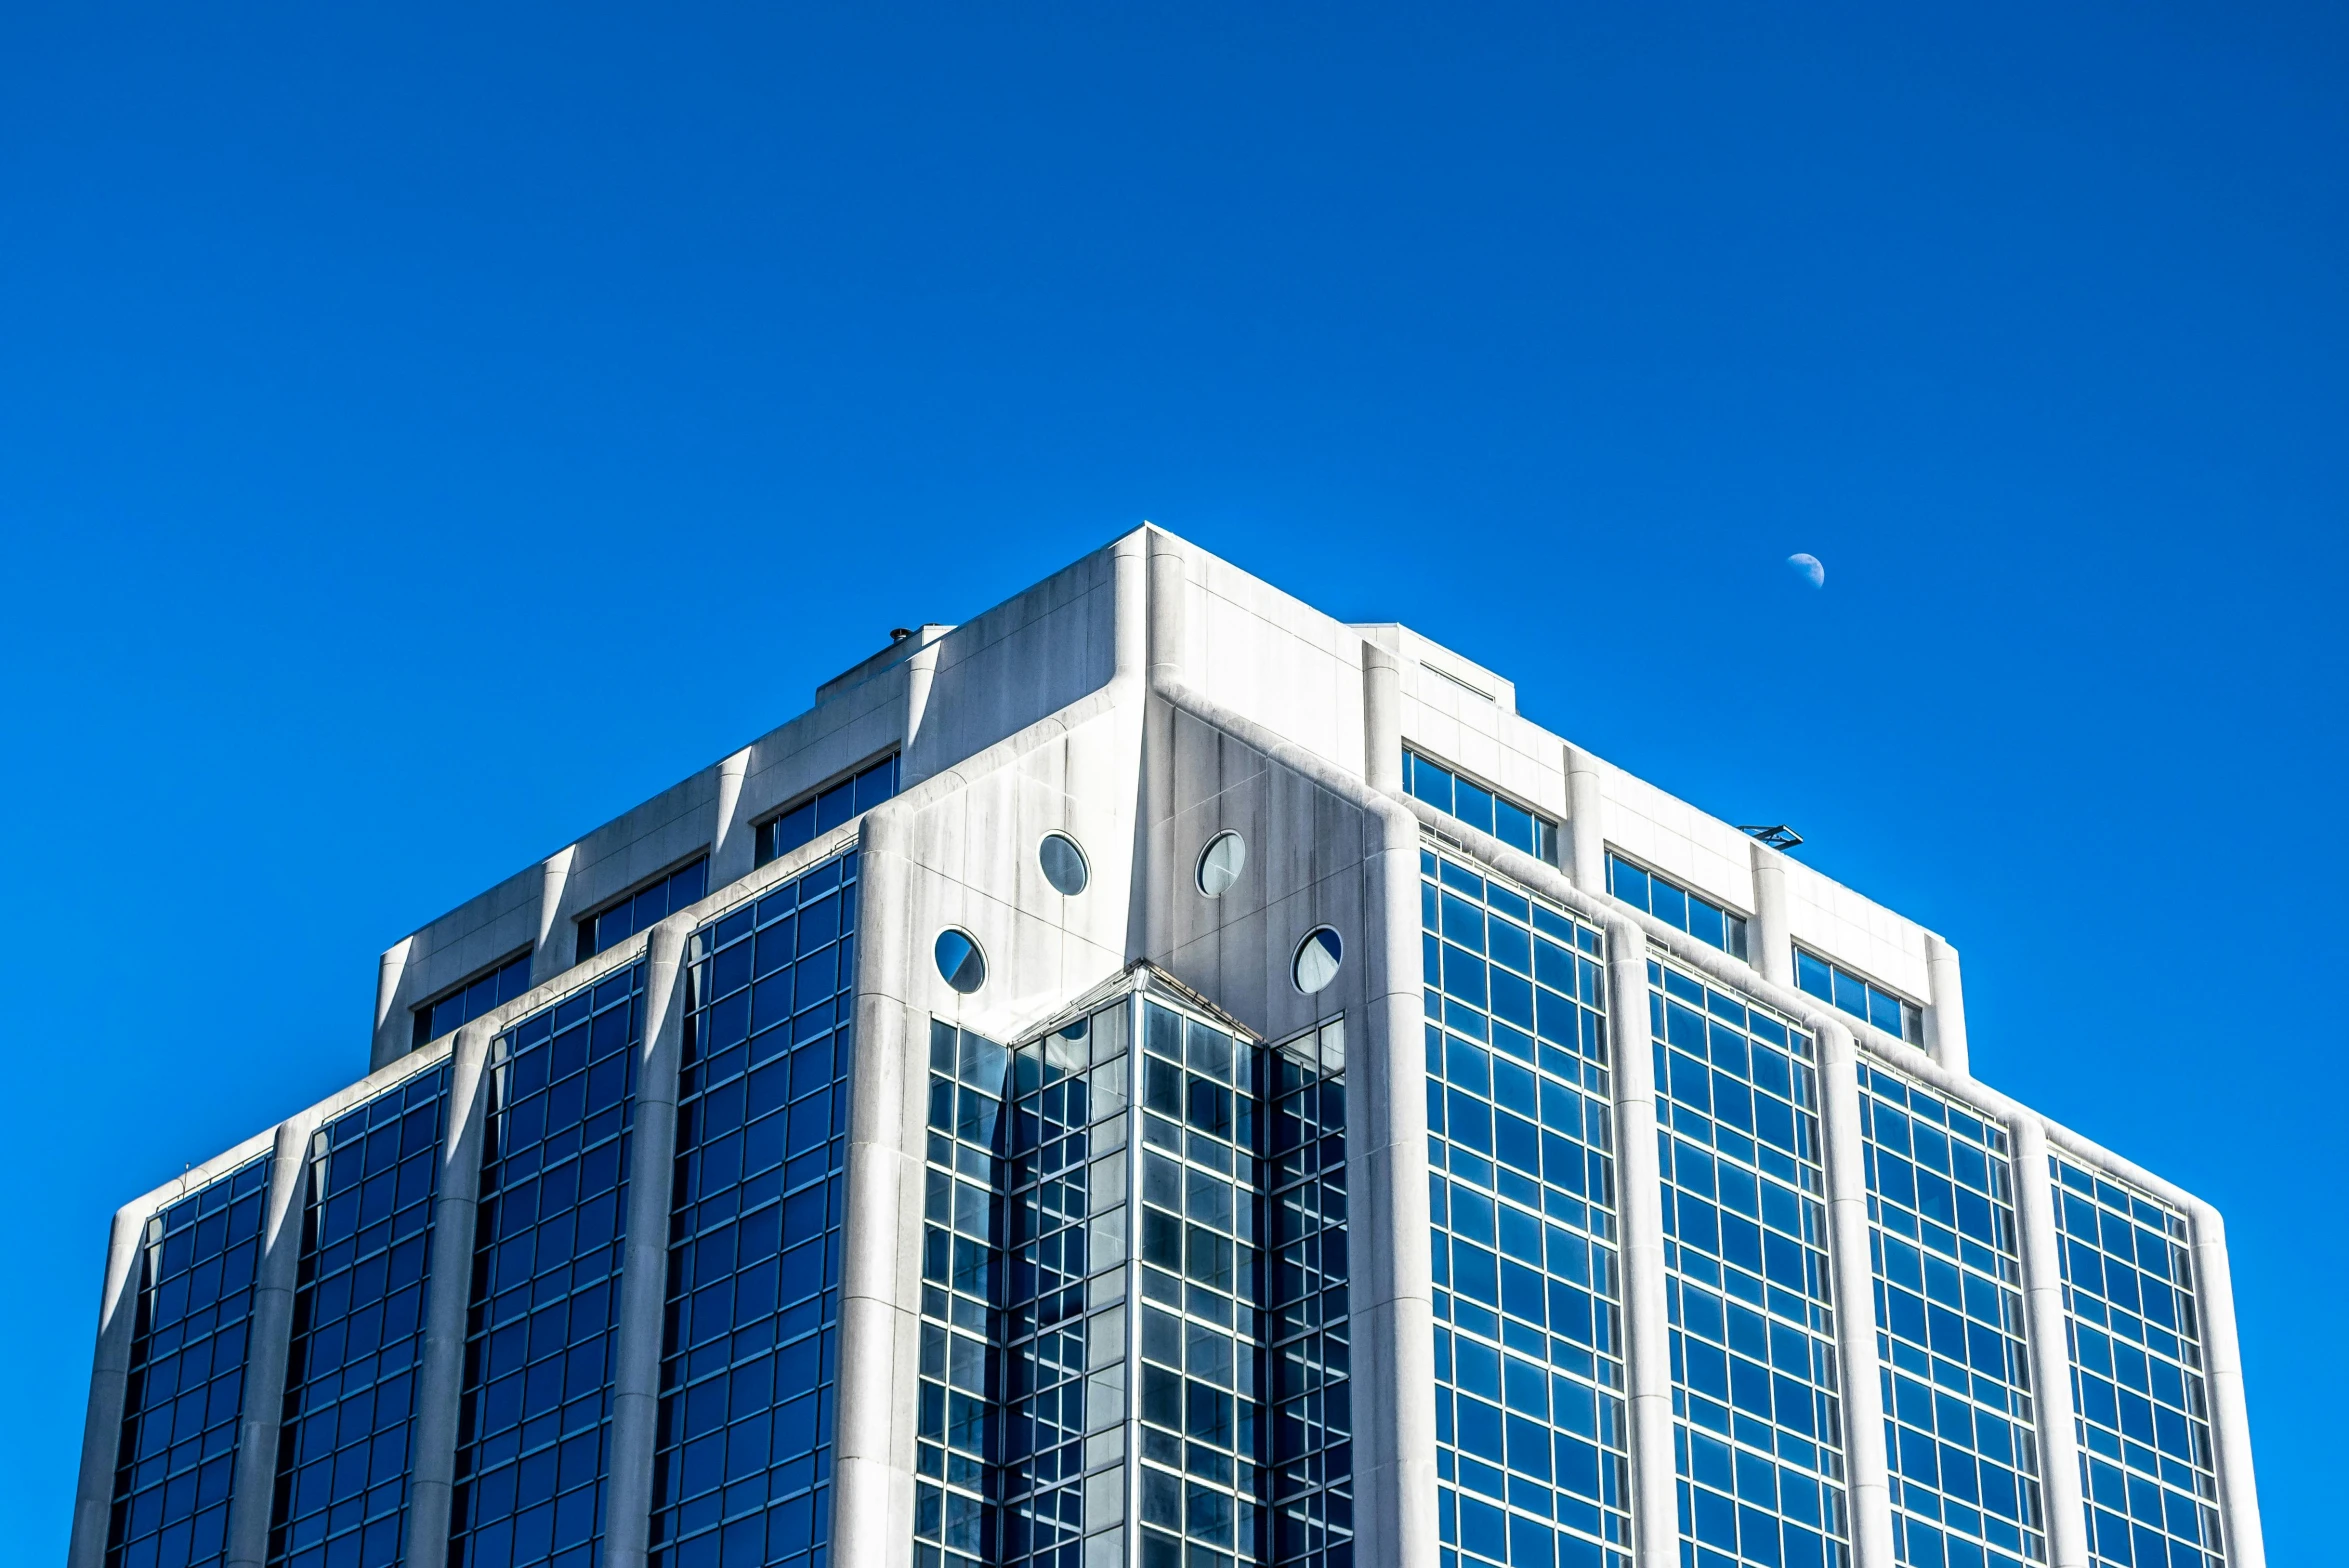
[1787,552,1825,588]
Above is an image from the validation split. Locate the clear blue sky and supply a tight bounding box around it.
[4,3,2341,1560]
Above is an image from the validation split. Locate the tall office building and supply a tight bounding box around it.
[71,529,2262,1568]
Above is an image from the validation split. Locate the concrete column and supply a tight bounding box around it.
[402,1020,495,1568]
[1922,935,1969,1079]
[1814,1019,1895,1568]
[225,1113,322,1568]
[2188,1201,2265,1568]
[2010,1117,2088,1568]
[1346,804,1435,1568]
[603,916,693,1568]
[1565,746,1606,895]
[1601,917,1676,1568]
[1361,640,1402,794]
[1112,530,1147,685]
[67,1203,151,1568]
[532,846,577,985]
[372,937,413,1072]
[899,635,945,786]
[830,806,924,1568]
[710,747,756,888]
[1139,535,1187,966]
[1749,841,1793,988]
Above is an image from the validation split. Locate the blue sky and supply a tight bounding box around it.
[3,2,2342,1559]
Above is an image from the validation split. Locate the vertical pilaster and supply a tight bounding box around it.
[1814,1020,1895,1568]
[1361,640,1402,794]
[402,1019,494,1568]
[1602,917,1676,1568]
[1347,803,1434,1568]
[1565,746,1606,895]
[1749,840,1793,988]
[67,1203,150,1568]
[372,937,413,1072]
[225,1113,321,1568]
[604,916,694,1568]
[831,806,923,1568]
[533,846,577,985]
[710,747,756,888]
[900,634,944,785]
[1923,935,1970,1078]
[2010,1117,2088,1568]
[2189,1201,2265,1568]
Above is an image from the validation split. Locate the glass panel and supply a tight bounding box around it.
[1425,849,1629,1568]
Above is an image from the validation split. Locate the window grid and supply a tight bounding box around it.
[1650,962,1849,1568]
[652,851,859,1568]
[1606,855,1750,965]
[1129,1001,1267,1568]
[1792,952,1921,1048]
[1859,1069,2043,1568]
[1422,848,1631,1568]
[914,1021,1015,1568]
[269,1066,450,1568]
[756,755,900,868]
[417,954,536,1050]
[449,965,643,1568]
[1405,750,1560,866]
[582,860,711,962]
[988,1001,1124,1568]
[2050,1160,2222,1568]
[109,1156,274,1568]
[1266,1020,1350,1568]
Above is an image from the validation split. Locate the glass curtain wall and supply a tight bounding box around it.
[1421,848,1630,1568]
[449,965,644,1568]
[270,1065,451,1568]
[109,1156,275,1568]
[2051,1161,2223,1568]
[1859,1069,2041,1568]
[652,851,860,1568]
[911,985,1348,1568]
[1651,962,1848,1568]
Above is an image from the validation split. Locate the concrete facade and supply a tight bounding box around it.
[76,528,2260,1568]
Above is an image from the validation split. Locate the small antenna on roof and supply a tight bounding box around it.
[1739,824,1804,850]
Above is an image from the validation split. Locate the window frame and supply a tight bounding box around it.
[1604,849,1751,963]
[753,750,901,868]
[1792,945,1924,1045]
[1402,747,1561,866]
[409,946,535,1049]
[574,852,711,963]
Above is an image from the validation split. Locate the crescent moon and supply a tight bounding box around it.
[1786,553,1825,588]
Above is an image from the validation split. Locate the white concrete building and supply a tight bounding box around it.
[72,528,2261,1568]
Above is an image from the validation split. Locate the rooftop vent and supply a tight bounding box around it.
[1739,824,1804,850]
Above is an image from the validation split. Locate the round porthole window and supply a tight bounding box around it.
[1039,832,1090,896]
[935,928,988,994]
[1293,927,1343,994]
[1196,831,1247,898]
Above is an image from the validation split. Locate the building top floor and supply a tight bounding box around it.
[372,526,1953,1073]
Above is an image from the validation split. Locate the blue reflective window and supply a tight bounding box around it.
[1793,948,1922,1046]
[757,755,901,868]
[1424,849,1629,1568]
[1862,1069,2041,1568]
[2051,1159,2221,1568]
[579,859,710,962]
[269,1066,449,1568]
[109,1155,274,1568]
[1650,961,1849,1568]
[654,851,860,1568]
[448,966,643,1568]
[414,951,535,1048]
[1405,751,1559,866]
[1608,853,1750,963]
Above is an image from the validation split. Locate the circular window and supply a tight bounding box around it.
[1293,927,1344,994]
[1039,832,1090,897]
[1196,831,1248,898]
[934,928,988,994]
